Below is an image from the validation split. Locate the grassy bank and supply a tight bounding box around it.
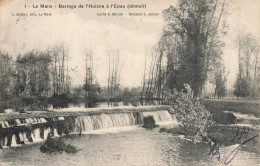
[0,105,170,121]
[204,99,260,117]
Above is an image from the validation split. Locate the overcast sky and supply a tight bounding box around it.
[0,0,259,88]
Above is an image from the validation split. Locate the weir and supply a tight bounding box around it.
[0,109,176,148]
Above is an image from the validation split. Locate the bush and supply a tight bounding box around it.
[49,94,72,108]
[1,96,49,112]
[0,101,9,113]
[233,76,251,98]
[22,96,48,110]
[166,84,214,144]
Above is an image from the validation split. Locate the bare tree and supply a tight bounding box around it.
[107,49,121,100]
[234,31,260,98]
[142,47,147,98]
[51,44,70,96]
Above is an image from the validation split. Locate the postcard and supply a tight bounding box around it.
[0,0,259,165]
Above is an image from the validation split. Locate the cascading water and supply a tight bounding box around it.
[74,113,137,133]
[142,111,173,122]
[11,135,17,147]
[0,110,176,148]
[32,128,41,142]
[44,127,51,139]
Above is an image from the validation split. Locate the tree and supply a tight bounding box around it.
[83,49,101,107]
[142,47,147,98]
[50,44,70,96]
[120,87,141,106]
[234,76,251,98]
[213,67,227,98]
[15,51,52,96]
[83,83,101,107]
[10,50,52,110]
[0,51,15,101]
[163,0,228,97]
[161,33,180,91]
[233,31,260,98]
[207,58,228,99]
[142,43,168,103]
[252,48,260,98]
[107,49,121,100]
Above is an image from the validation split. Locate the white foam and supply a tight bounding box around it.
[11,135,17,147]
[142,111,174,122]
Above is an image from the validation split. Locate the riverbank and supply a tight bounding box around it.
[204,99,260,117]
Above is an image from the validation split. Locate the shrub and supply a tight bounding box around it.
[233,76,251,98]
[49,94,72,108]
[166,84,214,144]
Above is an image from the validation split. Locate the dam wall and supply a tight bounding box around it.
[0,106,175,148]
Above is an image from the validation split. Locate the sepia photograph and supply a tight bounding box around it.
[0,0,259,165]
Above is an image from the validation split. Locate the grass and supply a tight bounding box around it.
[204,99,260,117]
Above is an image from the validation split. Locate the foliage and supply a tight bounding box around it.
[14,51,52,96]
[119,87,141,105]
[84,83,101,92]
[84,83,101,108]
[166,70,182,91]
[20,96,49,111]
[214,75,226,98]
[49,94,72,108]
[233,31,260,99]
[166,84,214,143]
[0,95,49,111]
[50,44,71,96]
[233,76,251,98]
[250,79,260,98]
[0,46,74,111]
[213,64,227,98]
[69,86,85,105]
[163,0,228,97]
[0,51,15,101]
[204,99,260,118]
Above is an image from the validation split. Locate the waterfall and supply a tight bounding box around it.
[142,111,173,122]
[53,129,59,137]
[74,113,137,133]
[19,132,26,143]
[0,121,10,128]
[31,128,42,142]
[44,128,51,139]
[4,121,10,128]
[15,119,21,126]
[0,110,176,148]
[11,135,17,147]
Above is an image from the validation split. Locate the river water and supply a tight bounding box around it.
[0,121,259,166]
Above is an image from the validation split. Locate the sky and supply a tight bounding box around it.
[0,0,259,88]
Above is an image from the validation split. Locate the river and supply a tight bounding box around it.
[0,120,259,166]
